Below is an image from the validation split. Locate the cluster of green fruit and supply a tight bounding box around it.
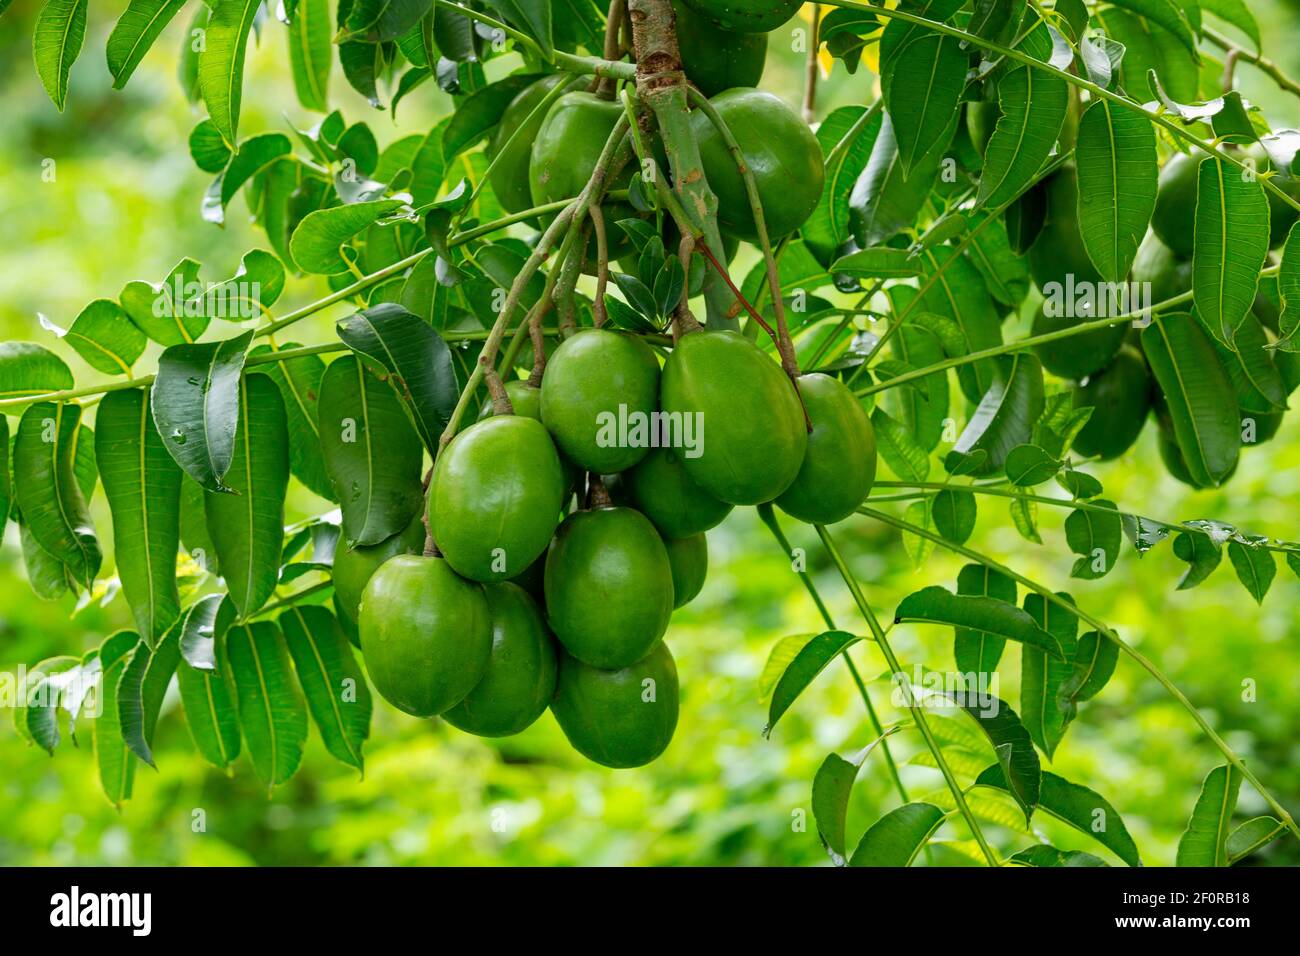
[331,327,875,769]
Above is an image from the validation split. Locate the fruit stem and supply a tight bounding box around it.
[816,524,1003,867]
[587,474,613,509]
[590,205,611,328]
[1202,25,1300,101]
[858,504,1300,848]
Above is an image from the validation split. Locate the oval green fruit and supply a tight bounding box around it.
[478,379,543,422]
[1071,347,1152,460]
[1031,305,1127,380]
[1132,230,1192,303]
[1028,165,1102,294]
[626,446,733,538]
[692,88,824,242]
[966,99,998,156]
[551,641,680,768]
[488,75,568,214]
[1151,152,1206,259]
[359,555,491,717]
[664,533,707,608]
[680,0,802,32]
[660,330,807,505]
[673,0,767,97]
[540,328,661,473]
[442,582,558,738]
[332,516,426,625]
[544,506,674,669]
[430,415,565,582]
[775,373,876,524]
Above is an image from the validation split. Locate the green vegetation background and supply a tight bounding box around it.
[1,2,1297,866]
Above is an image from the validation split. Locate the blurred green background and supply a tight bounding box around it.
[1,2,1298,866]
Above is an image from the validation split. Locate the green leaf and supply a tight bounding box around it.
[94,634,139,807]
[0,341,74,404]
[764,630,863,737]
[848,802,946,867]
[1095,7,1198,104]
[1020,592,1079,758]
[1226,816,1284,863]
[947,354,1045,476]
[176,657,241,770]
[342,0,431,42]
[95,388,183,643]
[226,621,308,790]
[33,0,87,111]
[977,765,1140,866]
[202,133,294,225]
[1193,158,1270,346]
[40,300,146,376]
[1277,223,1300,349]
[177,593,225,671]
[812,730,911,865]
[870,407,931,483]
[337,303,459,453]
[901,498,936,569]
[977,66,1069,209]
[1216,312,1286,413]
[204,374,290,618]
[1198,0,1260,52]
[279,605,371,772]
[831,247,924,278]
[886,321,949,452]
[287,0,332,112]
[443,73,542,160]
[107,0,188,89]
[1108,0,1198,56]
[198,0,261,144]
[1172,529,1222,589]
[249,344,335,501]
[883,33,967,176]
[117,630,181,767]
[850,112,949,248]
[318,354,424,547]
[1065,500,1122,580]
[1010,845,1109,867]
[804,105,882,266]
[1004,443,1061,486]
[151,328,255,492]
[119,258,210,346]
[1075,100,1158,283]
[290,199,409,275]
[895,586,1066,660]
[944,691,1040,823]
[19,521,74,599]
[931,489,976,545]
[917,247,1003,403]
[483,0,553,57]
[1226,539,1276,603]
[965,213,1030,307]
[953,563,1016,679]
[19,654,86,752]
[1176,764,1241,866]
[14,402,100,589]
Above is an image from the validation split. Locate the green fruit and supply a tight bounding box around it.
[478,379,543,421]
[488,75,568,214]
[442,583,558,737]
[692,88,824,242]
[626,447,733,538]
[1031,305,1128,380]
[332,516,426,625]
[673,0,767,97]
[661,330,807,505]
[1151,152,1206,258]
[1132,230,1192,303]
[544,506,675,669]
[680,0,802,32]
[966,99,998,156]
[430,416,565,582]
[775,373,876,524]
[551,641,680,768]
[359,555,491,717]
[1028,165,1103,294]
[540,328,661,473]
[1071,347,1152,460]
[664,533,707,608]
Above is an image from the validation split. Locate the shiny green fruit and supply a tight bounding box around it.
[1031,305,1127,380]
[479,379,581,495]
[673,1,767,97]
[1028,166,1103,294]
[1071,347,1152,460]
[1151,152,1206,259]
[551,641,680,768]
[359,555,491,717]
[1132,230,1192,303]
[545,506,675,669]
[442,583,558,738]
[680,0,802,32]
[966,99,998,156]
[332,516,426,625]
[429,415,565,582]
[664,533,707,608]
[540,328,661,473]
[692,88,824,242]
[488,75,568,214]
[625,447,733,539]
[775,373,876,524]
[661,330,807,505]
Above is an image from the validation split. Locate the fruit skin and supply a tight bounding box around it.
[540,328,661,473]
[775,373,876,524]
[1031,305,1128,381]
[1151,152,1206,258]
[1132,230,1192,303]
[673,0,767,97]
[332,516,426,625]
[442,583,558,738]
[488,75,568,214]
[626,446,733,539]
[551,641,680,769]
[692,88,824,242]
[545,507,675,669]
[479,379,580,496]
[966,99,998,156]
[1071,347,1152,460]
[680,0,802,32]
[429,416,565,582]
[664,533,707,608]
[661,330,808,505]
[359,555,491,717]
